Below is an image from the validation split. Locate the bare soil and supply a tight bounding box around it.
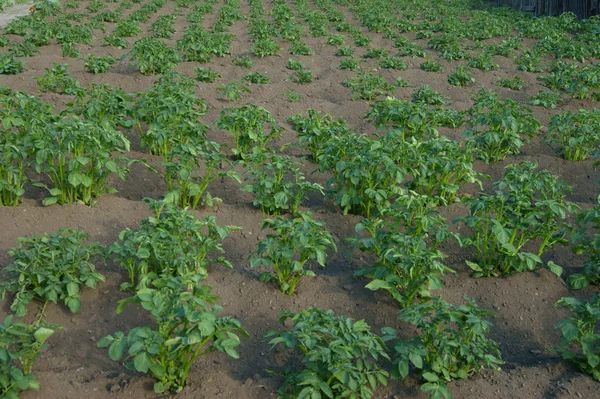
[1,0,600,398]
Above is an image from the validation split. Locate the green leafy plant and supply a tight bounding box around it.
[194,66,221,83]
[98,275,249,393]
[463,91,541,162]
[343,71,394,100]
[32,117,132,205]
[286,58,305,70]
[215,104,282,157]
[448,65,475,86]
[288,69,314,84]
[109,198,240,291]
[242,150,323,215]
[285,89,303,102]
[289,109,349,161]
[468,52,499,71]
[243,71,270,84]
[0,228,105,316]
[454,162,577,277]
[569,196,600,289]
[34,63,81,94]
[495,76,525,90]
[83,54,116,74]
[266,308,389,399]
[252,38,281,57]
[159,139,240,209]
[289,40,314,56]
[250,212,336,295]
[383,297,503,399]
[411,86,447,106]
[0,54,25,75]
[554,294,600,381]
[420,58,443,72]
[546,109,600,161]
[0,315,59,398]
[335,46,354,56]
[379,56,407,70]
[216,81,251,101]
[129,38,180,75]
[232,55,254,68]
[339,57,362,71]
[529,90,562,108]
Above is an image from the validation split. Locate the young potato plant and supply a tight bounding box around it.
[383,297,503,399]
[34,63,82,94]
[454,162,577,277]
[32,117,133,205]
[217,81,251,101]
[215,105,282,158]
[343,71,395,100]
[0,54,25,75]
[0,228,105,316]
[569,196,600,289]
[66,83,134,129]
[159,139,240,209]
[110,198,239,291]
[463,91,541,162]
[495,76,525,91]
[98,275,249,394]
[0,131,29,206]
[194,66,221,83]
[250,212,337,295]
[529,90,562,109]
[0,315,59,398]
[365,97,439,141]
[546,109,600,161]
[554,294,600,381]
[132,73,207,156]
[129,38,180,75]
[447,65,475,87]
[420,58,443,72]
[411,86,447,106]
[383,134,484,203]
[242,150,323,215]
[288,109,349,162]
[266,308,389,399]
[354,225,453,307]
[318,132,405,217]
[83,54,116,74]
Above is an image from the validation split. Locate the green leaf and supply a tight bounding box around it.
[422,372,439,382]
[108,337,127,361]
[409,352,423,369]
[134,352,151,373]
[34,327,55,344]
[42,196,58,206]
[546,261,563,276]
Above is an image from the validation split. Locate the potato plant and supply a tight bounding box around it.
[0,228,105,316]
[83,54,116,74]
[32,117,133,206]
[546,109,600,161]
[98,275,249,393]
[215,105,282,157]
[318,132,405,217]
[569,196,600,289]
[242,150,323,215]
[288,109,349,161]
[554,294,600,381]
[0,315,59,398]
[159,138,240,208]
[463,91,541,162]
[454,162,577,277]
[250,212,337,295]
[266,308,389,399]
[383,297,502,399]
[129,38,180,75]
[109,198,240,291]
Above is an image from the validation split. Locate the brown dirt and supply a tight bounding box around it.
[1,0,600,398]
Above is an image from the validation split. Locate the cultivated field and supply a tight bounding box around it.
[1,0,600,398]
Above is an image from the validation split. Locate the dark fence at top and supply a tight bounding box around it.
[496,0,600,18]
